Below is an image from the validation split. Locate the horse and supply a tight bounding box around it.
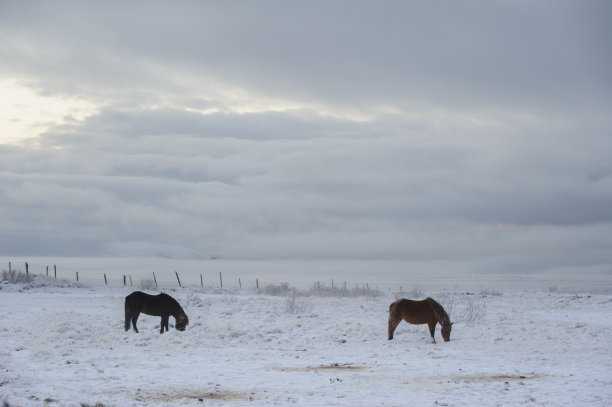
[124,291,189,334]
[388,297,453,343]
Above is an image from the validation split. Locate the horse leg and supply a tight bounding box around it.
[388,314,401,340]
[427,320,437,343]
[160,315,168,334]
[131,312,140,333]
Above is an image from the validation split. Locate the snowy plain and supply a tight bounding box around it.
[1,273,612,407]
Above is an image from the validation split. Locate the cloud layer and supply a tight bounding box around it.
[1,2,611,274]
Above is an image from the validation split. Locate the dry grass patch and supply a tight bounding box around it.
[409,373,547,385]
[449,374,546,382]
[134,388,249,403]
[279,363,367,372]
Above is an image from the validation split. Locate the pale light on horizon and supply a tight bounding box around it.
[0,79,97,145]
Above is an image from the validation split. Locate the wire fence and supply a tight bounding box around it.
[0,261,266,289]
[0,261,389,293]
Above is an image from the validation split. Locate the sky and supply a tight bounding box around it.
[1,1,611,275]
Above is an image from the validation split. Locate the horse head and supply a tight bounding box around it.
[441,321,453,342]
[175,314,189,331]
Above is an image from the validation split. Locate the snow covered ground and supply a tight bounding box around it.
[1,276,611,406]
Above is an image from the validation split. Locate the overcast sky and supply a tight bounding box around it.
[1,1,611,274]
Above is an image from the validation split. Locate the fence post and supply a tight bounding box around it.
[104,274,108,286]
[239,278,242,289]
[153,272,158,288]
[46,266,49,276]
[219,272,223,288]
[76,271,79,282]
[256,278,259,289]
[200,274,203,287]
[123,275,126,286]
[175,271,182,287]
[54,265,57,279]
[25,262,29,276]
[129,275,133,287]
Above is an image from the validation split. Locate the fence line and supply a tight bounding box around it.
[0,260,389,292]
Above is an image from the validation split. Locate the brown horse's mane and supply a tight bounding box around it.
[425,297,450,326]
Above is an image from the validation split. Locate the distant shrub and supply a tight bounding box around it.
[461,296,487,323]
[280,294,313,314]
[2,269,34,284]
[410,286,424,298]
[139,279,157,290]
[437,292,487,324]
[184,290,203,307]
[394,286,425,299]
[309,283,383,298]
[259,282,382,298]
[260,283,297,296]
[479,287,502,296]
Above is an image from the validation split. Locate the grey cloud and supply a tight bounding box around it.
[0,1,611,270]
[2,1,610,114]
[3,109,611,253]
[42,107,374,146]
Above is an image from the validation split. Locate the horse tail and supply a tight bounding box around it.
[388,300,401,340]
[124,299,131,331]
[388,300,399,318]
[425,297,450,325]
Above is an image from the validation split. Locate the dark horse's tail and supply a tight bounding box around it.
[124,299,131,331]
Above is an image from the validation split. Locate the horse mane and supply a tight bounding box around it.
[425,297,450,325]
[160,293,186,317]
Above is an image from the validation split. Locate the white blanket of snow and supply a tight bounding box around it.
[1,278,611,406]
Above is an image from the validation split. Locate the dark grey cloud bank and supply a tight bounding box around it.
[1,1,611,275]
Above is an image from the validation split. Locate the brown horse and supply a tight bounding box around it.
[125,291,189,334]
[388,297,453,343]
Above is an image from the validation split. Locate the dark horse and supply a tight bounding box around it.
[388,297,453,343]
[124,291,189,334]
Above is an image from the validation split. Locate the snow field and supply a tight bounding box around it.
[1,281,611,406]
